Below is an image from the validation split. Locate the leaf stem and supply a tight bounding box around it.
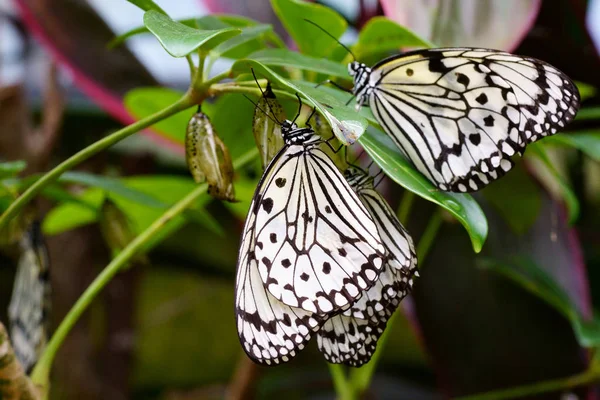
[30,148,258,390]
[416,209,443,263]
[328,364,355,400]
[455,368,599,400]
[186,54,196,81]
[0,94,195,232]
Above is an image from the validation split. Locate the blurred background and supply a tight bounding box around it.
[1,0,600,399]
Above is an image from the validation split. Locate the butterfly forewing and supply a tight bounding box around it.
[254,143,385,315]
[235,204,323,365]
[359,47,579,192]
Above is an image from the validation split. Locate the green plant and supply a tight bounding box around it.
[1,0,600,399]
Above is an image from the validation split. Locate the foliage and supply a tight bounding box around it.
[1,0,600,399]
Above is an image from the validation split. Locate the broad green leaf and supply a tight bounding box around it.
[575,81,596,102]
[481,163,542,235]
[271,0,346,57]
[211,25,273,60]
[0,160,26,178]
[354,17,433,61]
[210,94,258,159]
[247,48,348,79]
[576,107,600,121]
[231,60,367,144]
[545,131,600,161]
[143,10,240,57]
[60,171,166,208]
[124,87,194,145]
[43,189,105,235]
[479,257,600,347]
[126,0,166,14]
[360,127,488,252]
[527,143,579,223]
[224,175,259,220]
[41,185,98,210]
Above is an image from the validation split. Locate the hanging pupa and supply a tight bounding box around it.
[252,82,286,169]
[185,107,235,201]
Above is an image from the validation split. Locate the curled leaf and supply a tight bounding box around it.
[185,111,236,201]
[252,83,286,169]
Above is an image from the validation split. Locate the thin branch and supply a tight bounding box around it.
[0,94,195,231]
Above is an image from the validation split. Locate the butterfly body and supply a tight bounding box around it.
[349,47,580,192]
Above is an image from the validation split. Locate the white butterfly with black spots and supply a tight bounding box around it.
[236,117,386,365]
[349,47,580,192]
[8,221,51,373]
[317,167,418,367]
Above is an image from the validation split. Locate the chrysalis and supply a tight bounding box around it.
[252,82,286,169]
[8,221,51,373]
[185,108,235,201]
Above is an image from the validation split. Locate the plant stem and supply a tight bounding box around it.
[416,209,443,263]
[329,364,355,400]
[397,191,415,225]
[455,368,599,400]
[347,208,443,396]
[210,83,298,101]
[0,95,194,232]
[30,148,258,390]
[186,54,196,81]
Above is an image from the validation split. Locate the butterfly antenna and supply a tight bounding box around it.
[304,19,356,61]
[251,68,282,125]
[242,94,279,125]
[292,93,303,124]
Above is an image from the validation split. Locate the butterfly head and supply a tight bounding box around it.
[348,62,371,108]
[344,166,373,189]
[281,119,318,145]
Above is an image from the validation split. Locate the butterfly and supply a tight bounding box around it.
[348,48,580,192]
[236,96,387,365]
[317,167,418,367]
[8,221,51,373]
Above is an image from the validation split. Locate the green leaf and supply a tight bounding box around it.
[527,143,579,223]
[124,87,194,145]
[60,171,166,208]
[231,60,368,144]
[43,189,105,235]
[545,131,600,161]
[575,107,600,121]
[143,10,240,57]
[271,0,346,57]
[126,0,166,14]
[210,94,259,159]
[212,24,273,60]
[247,48,348,79]
[354,17,433,61]
[481,163,542,235]
[0,160,26,178]
[575,81,596,102]
[360,127,488,252]
[479,256,600,347]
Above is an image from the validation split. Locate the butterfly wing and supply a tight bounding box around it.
[254,144,386,314]
[235,196,323,365]
[8,222,51,373]
[317,171,419,367]
[367,48,579,192]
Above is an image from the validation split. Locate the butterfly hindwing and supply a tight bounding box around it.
[254,143,386,315]
[317,168,418,367]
